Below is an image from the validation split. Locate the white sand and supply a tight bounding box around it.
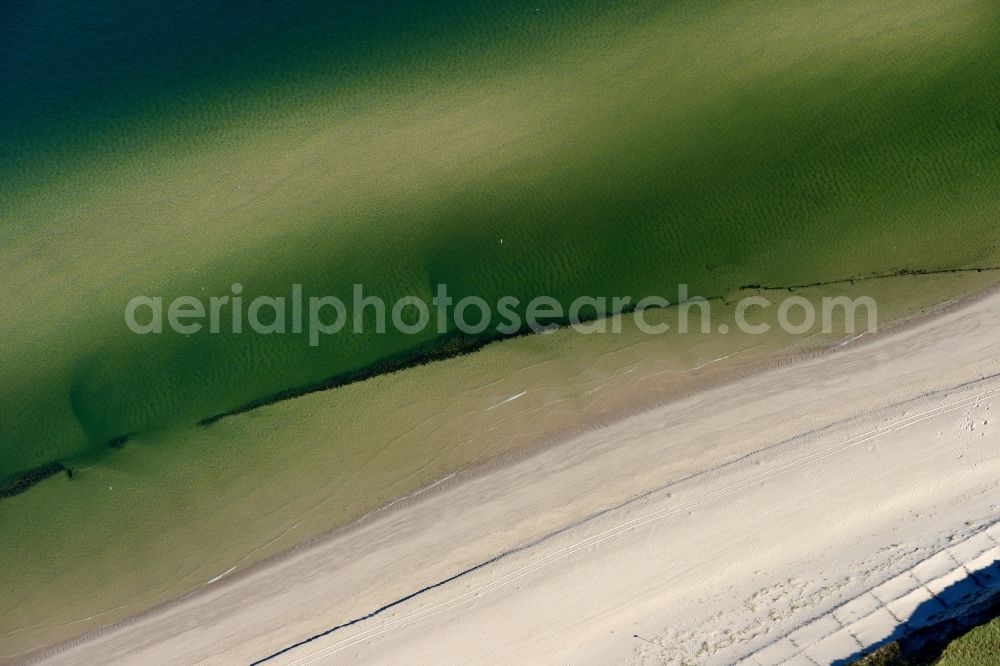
[31,291,1000,665]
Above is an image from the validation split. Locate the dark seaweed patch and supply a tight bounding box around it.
[0,462,70,499]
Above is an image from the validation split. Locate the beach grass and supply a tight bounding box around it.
[2,272,998,658]
[937,614,1000,665]
[2,0,1000,657]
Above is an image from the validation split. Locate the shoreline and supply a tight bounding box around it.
[250,284,1000,664]
[11,276,1000,664]
[8,265,999,502]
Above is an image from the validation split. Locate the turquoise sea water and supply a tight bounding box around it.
[2,1,1000,658]
[1,0,999,483]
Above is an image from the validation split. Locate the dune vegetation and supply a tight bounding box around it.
[1,0,1000,658]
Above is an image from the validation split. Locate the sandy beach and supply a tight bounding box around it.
[4,2,999,664]
[22,289,1000,665]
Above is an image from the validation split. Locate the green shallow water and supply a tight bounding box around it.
[1,0,999,482]
[3,273,997,659]
[2,1,1000,655]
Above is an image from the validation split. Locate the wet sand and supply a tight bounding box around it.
[23,287,1000,665]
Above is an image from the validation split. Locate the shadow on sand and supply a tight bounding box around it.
[833,556,1000,665]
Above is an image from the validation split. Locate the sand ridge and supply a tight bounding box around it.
[24,276,1000,666]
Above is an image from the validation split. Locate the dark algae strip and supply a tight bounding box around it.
[0,434,127,501]
[740,265,1000,292]
[198,327,578,425]
[6,266,999,500]
[0,462,70,499]
[205,265,1000,427]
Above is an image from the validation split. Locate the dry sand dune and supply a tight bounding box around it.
[31,290,1000,665]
